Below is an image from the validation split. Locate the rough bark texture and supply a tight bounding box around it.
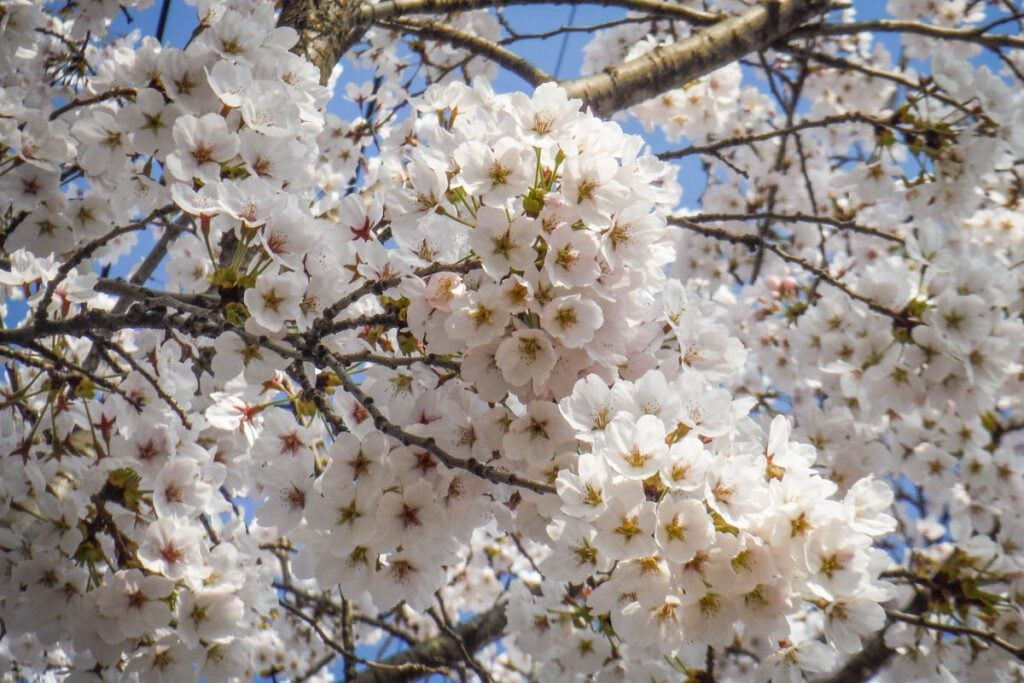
[279,0,367,85]
[562,0,832,116]
[350,602,508,683]
[360,0,720,25]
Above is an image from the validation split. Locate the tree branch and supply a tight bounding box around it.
[361,0,720,26]
[793,19,1024,50]
[282,0,719,86]
[561,0,832,116]
[0,308,220,347]
[885,609,1024,661]
[279,0,367,85]
[671,216,916,325]
[379,17,553,86]
[685,211,905,244]
[350,602,508,683]
[818,593,929,683]
[331,368,556,495]
[657,112,887,161]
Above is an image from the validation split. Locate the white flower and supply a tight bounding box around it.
[454,137,532,206]
[561,154,626,226]
[211,331,287,384]
[243,267,306,332]
[153,457,212,518]
[843,476,896,536]
[206,390,264,444]
[207,61,253,108]
[217,176,276,227]
[165,113,240,183]
[423,272,466,312]
[241,82,302,137]
[623,370,683,427]
[823,594,886,654]
[324,430,391,483]
[654,497,714,564]
[201,639,251,682]
[596,414,669,480]
[544,224,601,288]
[254,463,314,533]
[662,437,711,492]
[593,482,657,560]
[446,284,511,347]
[306,479,379,556]
[251,408,316,465]
[510,81,583,147]
[95,569,174,643]
[469,208,538,278]
[705,455,768,525]
[375,480,450,556]
[138,518,209,582]
[503,400,574,465]
[126,635,195,683]
[559,374,629,442]
[461,342,510,402]
[540,295,604,348]
[121,88,181,155]
[556,452,612,519]
[71,109,130,177]
[679,586,740,649]
[803,521,872,599]
[177,588,245,649]
[369,552,445,611]
[542,518,612,581]
[495,328,557,389]
[758,640,837,683]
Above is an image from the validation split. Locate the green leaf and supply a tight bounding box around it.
[708,507,740,536]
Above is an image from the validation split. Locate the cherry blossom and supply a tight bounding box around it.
[2,0,1024,681]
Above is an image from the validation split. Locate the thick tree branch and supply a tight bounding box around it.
[0,308,220,346]
[283,0,719,85]
[280,0,367,85]
[350,601,508,683]
[561,0,832,116]
[283,0,830,117]
[361,0,720,26]
[280,600,445,679]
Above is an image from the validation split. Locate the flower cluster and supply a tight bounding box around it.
[0,1,336,678]
[667,13,1024,681]
[495,283,896,679]
[3,0,1024,681]
[388,80,680,403]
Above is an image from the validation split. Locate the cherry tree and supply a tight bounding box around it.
[1,0,1023,680]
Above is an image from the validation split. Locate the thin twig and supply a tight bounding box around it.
[331,365,555,495]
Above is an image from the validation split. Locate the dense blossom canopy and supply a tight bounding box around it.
[1,0,1024,681]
